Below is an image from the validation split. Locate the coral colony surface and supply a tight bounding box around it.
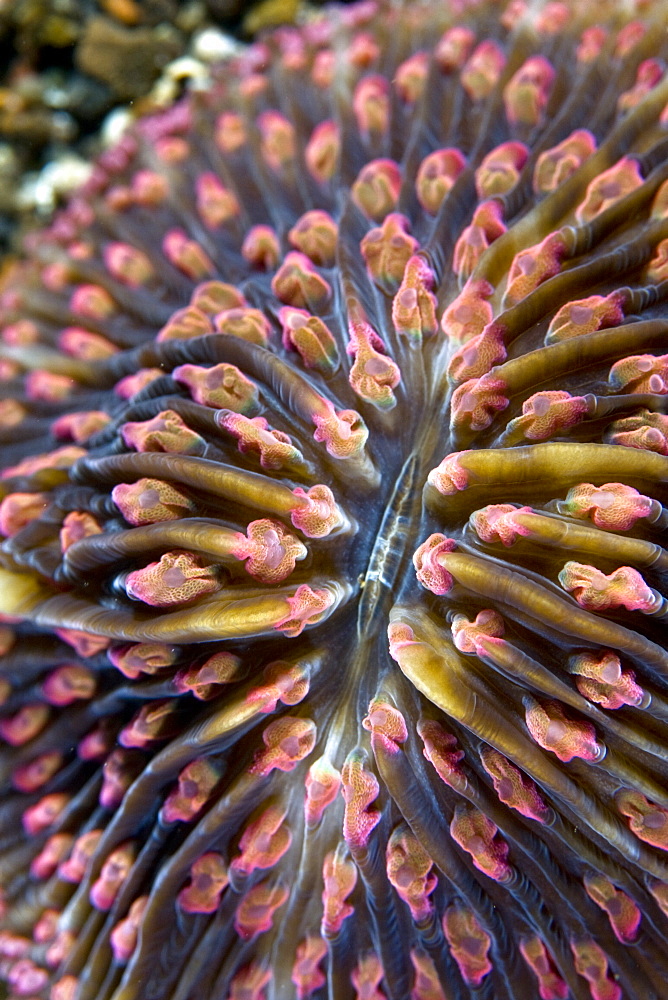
[3,0,668,997]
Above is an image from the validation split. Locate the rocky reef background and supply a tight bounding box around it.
[0,0,355,259]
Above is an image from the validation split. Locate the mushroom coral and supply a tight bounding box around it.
[1,1,668,998]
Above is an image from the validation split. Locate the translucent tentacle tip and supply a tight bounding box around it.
[231,520,307,583]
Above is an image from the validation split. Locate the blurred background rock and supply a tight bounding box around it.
[0,0,352,262]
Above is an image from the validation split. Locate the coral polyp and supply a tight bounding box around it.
[2,1,668,997]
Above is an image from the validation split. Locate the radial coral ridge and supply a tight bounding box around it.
[3,2,668,999]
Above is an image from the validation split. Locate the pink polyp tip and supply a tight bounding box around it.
[450,806,512,882]
[234,881,289,940]
[321,849,357,936]
[125,552,219,607]
[291,484,342,537]
[451,609,505,652]
[351,159,402,222]
[559,561,659,613]
[362,700,408,749]
[416,147,467,214]
[233,519,306,583]
[178,853,229,913]
[525,698,603,762]
[341,751,381,848]
[360,213,418,292]
[250,716,317,776]
[386,827,437,921]
[274,585,334,637]
[305,758,341,825]
[413,534,456,594]
[443,906,493,985]
[271,251,332,310]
